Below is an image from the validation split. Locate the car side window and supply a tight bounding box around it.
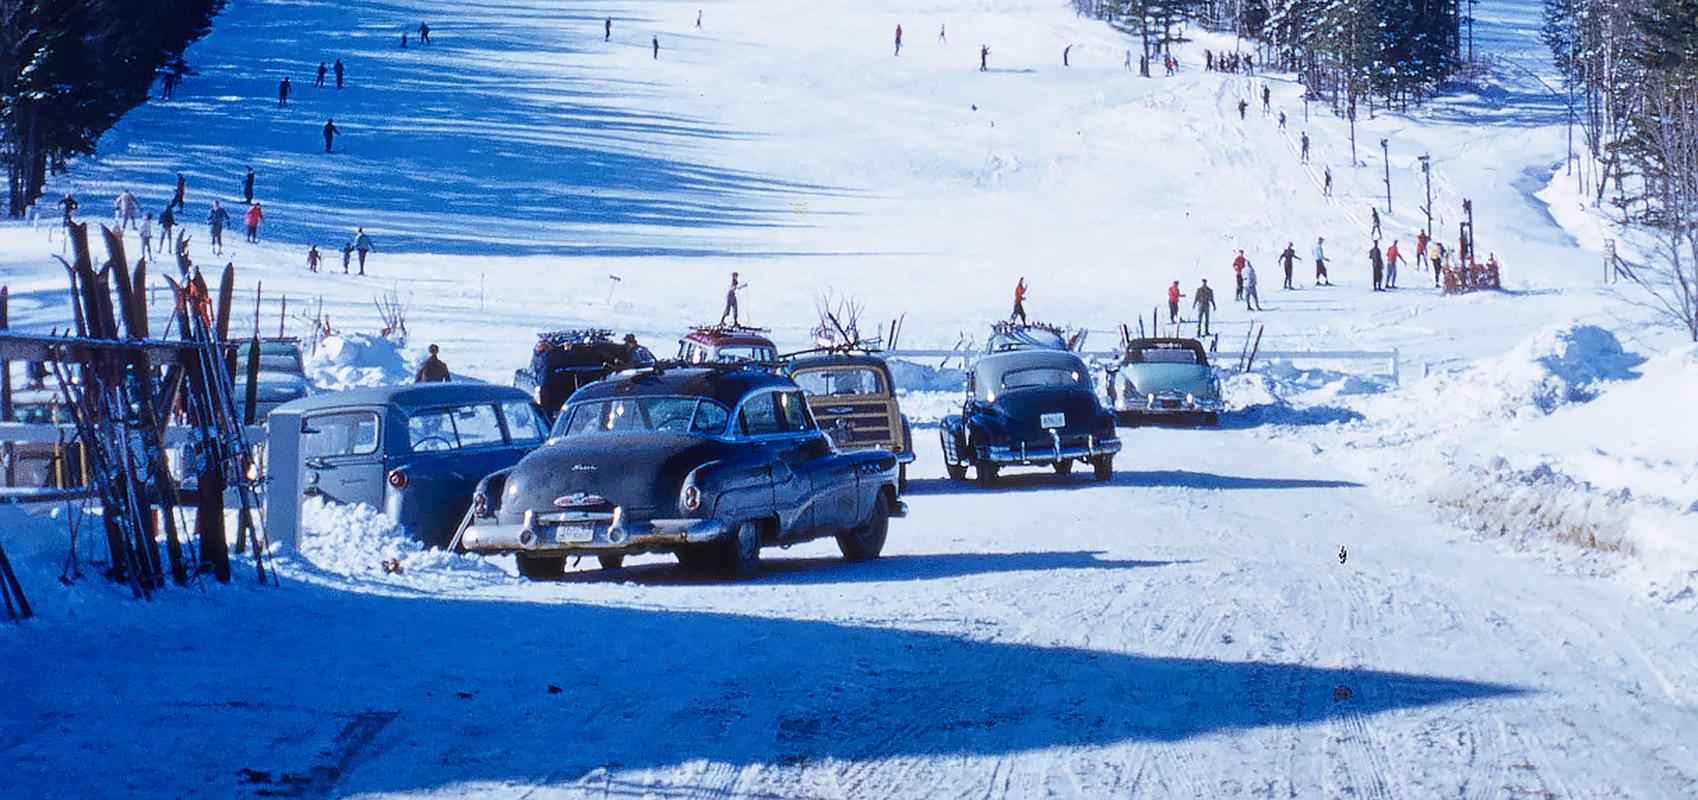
[500,400,548,443]
[739,393,784,436]
[691,400,730,435]
[777,391,813,432]
[454,404,505,448]
[408,409,457,452]
[303,411,380,459]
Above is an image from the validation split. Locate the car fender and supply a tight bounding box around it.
[685,453,778,521]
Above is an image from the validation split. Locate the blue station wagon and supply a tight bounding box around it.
[265,383,552,548]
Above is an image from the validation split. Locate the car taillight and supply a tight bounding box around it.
[681,484,701,511]
[387,469,408,490]
[472,491,487,516]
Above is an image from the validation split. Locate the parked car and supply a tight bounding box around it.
[1110,337,1222,426]
[456,364,905,580]
[677,325,779,365]
[786,351,915,489]
[264,383,552,548]
[230,338,311,422]
[940,349,1121,485]
[2,386,83,489]
[514,329,651,419]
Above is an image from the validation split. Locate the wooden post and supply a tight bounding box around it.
[1,286,12,422]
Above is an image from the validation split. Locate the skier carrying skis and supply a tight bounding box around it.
[1384,239,1403,289]
[416,344,451,383]
[140,212,154,255]
[1369,241,1384,291]
[1313,236,1331,285]
[1280,242,1297,289]
[720,271,747,325]
[323,118,339,153]
[1193,279,1216,336]
[244,202,264,243]
[1232,250,1247,301]
[1166,281,1184,325]
[1244,261,1262,310]
[1011,278,1028,323]
[207,201,230,254]
[353,227,375,274]
[114,189,140,229]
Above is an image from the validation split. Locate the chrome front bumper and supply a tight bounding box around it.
[982,434,1121,466]
[459,507,728,555]
[1118,393,1222,413]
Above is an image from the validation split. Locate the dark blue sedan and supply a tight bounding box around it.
[939,349,1121,486]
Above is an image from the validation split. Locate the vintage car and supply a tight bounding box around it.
[1110,337,1223,426]
[232,337,311,422]
[514,329,652,419]
[455,364,905,580]
[940,349,1121,485]
[786,352,915,489]
[2,386,84,489]
[677,325,779,365]
[264,383,552,548]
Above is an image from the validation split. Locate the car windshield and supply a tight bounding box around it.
[1132,347,1203,365]
[998,366,1087,391]
[792,366,886,396]
[556,396,731,438]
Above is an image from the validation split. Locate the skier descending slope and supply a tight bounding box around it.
[207,200,230,254]
[1280,242,1297,289]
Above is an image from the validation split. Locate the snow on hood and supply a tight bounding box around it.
[304,333,410,392]
[293,497,513,588]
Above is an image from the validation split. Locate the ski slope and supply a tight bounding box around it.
[3,0,1696,797]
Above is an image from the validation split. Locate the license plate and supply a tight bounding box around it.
[553,524,596,544]
[1040,412,1066,429]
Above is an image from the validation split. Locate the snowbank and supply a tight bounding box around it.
[291,498,513,589]
[303,333,410,392]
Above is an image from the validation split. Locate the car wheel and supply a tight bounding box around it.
[945,462,967,481]
[976,461,999,487]
[1053,459,1074,476]
[715,520,762,579]
[837,493,889,562]
[515,553,565,580]
[597,554,625,570]
[1092,457,1114,482]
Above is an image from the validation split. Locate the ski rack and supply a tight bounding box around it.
[535,328,615,347]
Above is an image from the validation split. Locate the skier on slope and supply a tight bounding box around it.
[1278,110,1286,130]
[1300,132,1310,162]
[1192,279,1216,336]
[140,212,154,255]
[206,200,230,254]
[278,76,291,107]
[1323,167,1333,197]
[353,227,375,275]
[1384,239,1403,289]
[334,59,345,88]
[652,36,659,59]
[306,244,322,273]
[1313,236,1331,285]
[341,240,353,273]
[720,271,747,325]
[1369,241,1384,291]
[243,166,255,204]
[1243,260,1262,310]
[1280,242,1297,289]
[114,189,140,229]
[1166,280,1184,325]
[604,17,612,42]
[1237,99,1247,121]
[158,205,176,253]
[171,172,186,211]
[419,23,431,44]
[315,61,327,87]
[1231,250,1247,301]
[1262,84,1270,112]
[323,118,339,152]
[894,24,902,56]
[1369,207,1381,238]
[980,45,989,72]
[244,202,264,243]
[1011,278,1028,323]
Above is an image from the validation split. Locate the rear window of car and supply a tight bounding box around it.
[793,366,885,396]
[999,366,1087,391]
[302,411,380,459]
[1132,347,1202,364]
[408,404,506,452]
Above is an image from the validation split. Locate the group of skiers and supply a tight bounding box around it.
[304,228,377,275]
[1204,49,1254,75]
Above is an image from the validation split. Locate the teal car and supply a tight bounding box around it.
[1110,338,1222,426]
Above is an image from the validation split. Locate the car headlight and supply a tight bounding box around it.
[1186,393,1195,405]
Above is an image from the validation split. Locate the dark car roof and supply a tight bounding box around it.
[682,327,776,348]
[569,366,794,408]
[1126,337,1209,363]
[273,382,530,414]
[786,353,893,374]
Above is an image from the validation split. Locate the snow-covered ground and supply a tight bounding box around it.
[3,0,1696,796]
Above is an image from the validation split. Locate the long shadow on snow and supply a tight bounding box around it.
[905,469,1360,496]
[545,550,1179,586]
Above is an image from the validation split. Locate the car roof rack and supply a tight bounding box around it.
[535,329,615,346]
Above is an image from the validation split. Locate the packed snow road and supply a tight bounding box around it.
[5,427,1694,798]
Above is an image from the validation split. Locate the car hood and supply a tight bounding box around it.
[500,433,721,523]
[1122,364,1218,398]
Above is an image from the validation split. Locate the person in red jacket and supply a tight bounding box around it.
[1011,277,1028,323]
[244,202,264,243]
[1232,250,1247,300]
[1167,280,1184,324]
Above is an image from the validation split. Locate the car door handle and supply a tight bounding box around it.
[304,457,330,469]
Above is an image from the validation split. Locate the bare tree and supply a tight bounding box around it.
[1617,79,1698,341]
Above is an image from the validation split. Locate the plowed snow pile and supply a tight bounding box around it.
[293,498,513,589]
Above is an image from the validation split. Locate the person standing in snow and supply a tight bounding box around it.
[171,173,186,211]
[1011,277,1028,323]
[1231,249,1246,301]
[980,45,989,72]
[1429,239,1444,287]
[1166,280,1184,325]
[652,36,659,59]
[114,189,140,229]
[1300,132,1310,162]
[720,271,747,325]
[1280,242,1297,289]
[697,11,703,30]
[1323,166,1333,197]
[419,23,431,44]
[1369,241,1385,291]
[55,192,78,227]
[1415,230,1430,273]
[353,227,375,275]
[341,240,353,273]
[323,118,339,153]
[1369,207,1381,238]
[604,17,612,42]
[1384,239,1403,289]
[894,24,902,56]
[277,76,291,107]
[1192,279,1216,336]
[1124,50,1132,71]
[939,23,946,43]
[315,61,327,87]
[139,212,155,255]
[207,200,230,254]
[244,202,264,243]
[416,344,451,382]
[242,166,255,204]
[1278,110,1286,130]
[334,59,345,89]
[1262,84,1271,112]
[1237,99,1247,121]
[1063,45,1071,67]
[1313,236,1331,285]
[306,244,321,273]
[1244,261,1262,310]
[158,205,176,253]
